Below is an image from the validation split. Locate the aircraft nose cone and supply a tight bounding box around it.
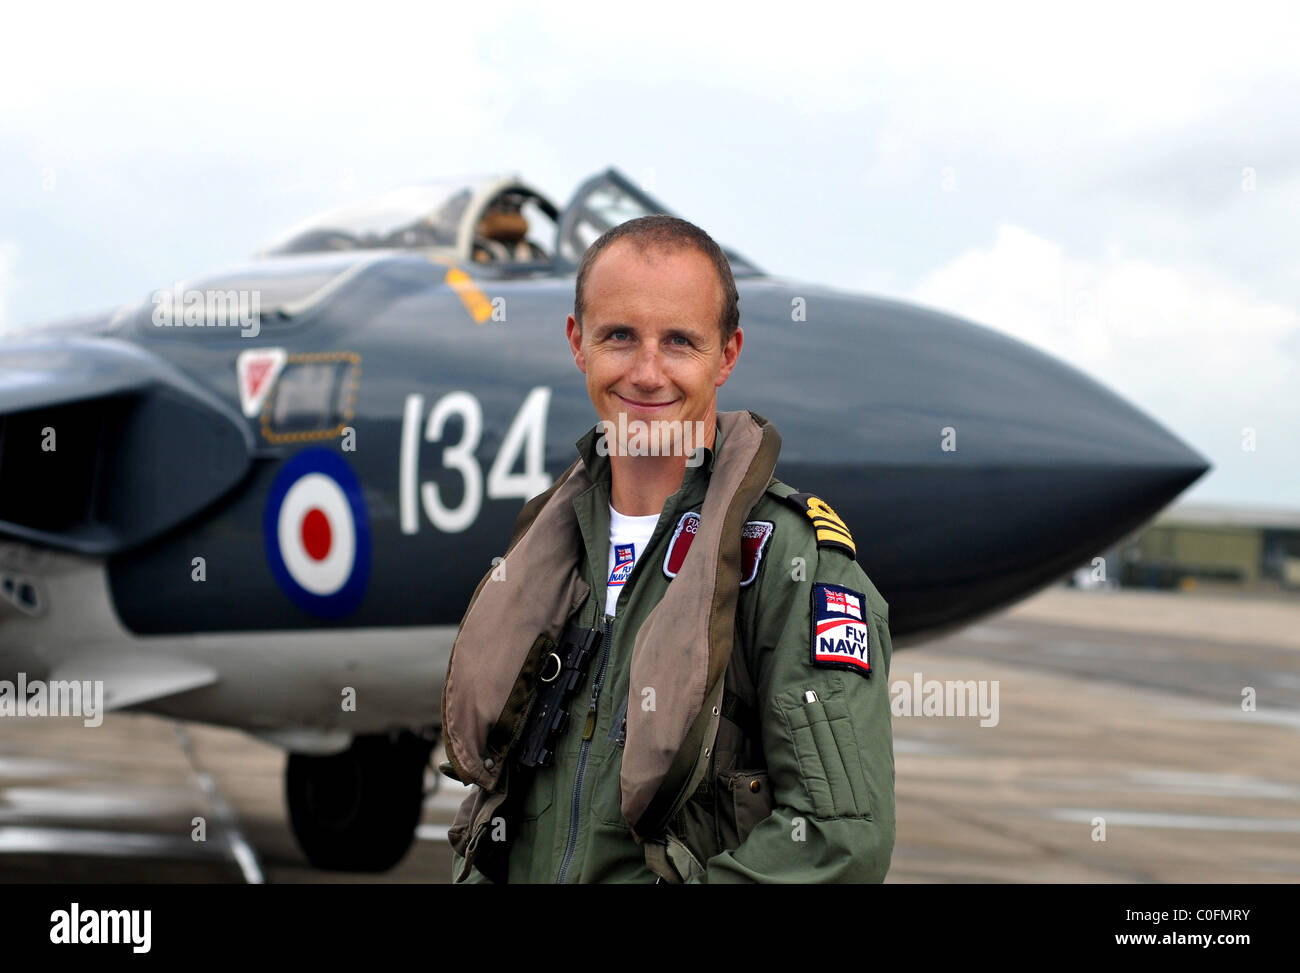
[726,287,1211,639]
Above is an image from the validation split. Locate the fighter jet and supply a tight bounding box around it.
[0,167,1208,871]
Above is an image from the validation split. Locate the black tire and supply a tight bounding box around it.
[286,732,433,872]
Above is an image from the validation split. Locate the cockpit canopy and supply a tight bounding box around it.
[258,168,761,275]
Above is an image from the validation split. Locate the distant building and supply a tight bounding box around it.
[1108,503,1300,592]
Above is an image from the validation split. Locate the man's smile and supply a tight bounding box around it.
[614,391,680,411]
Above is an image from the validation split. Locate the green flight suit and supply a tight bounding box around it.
[449,419,895,883]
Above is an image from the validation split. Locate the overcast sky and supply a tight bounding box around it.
[1,1,1295,508]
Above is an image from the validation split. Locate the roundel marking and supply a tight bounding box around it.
[264,448,371,618]
[301,508,331,561]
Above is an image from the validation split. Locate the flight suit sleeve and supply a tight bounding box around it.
[690,538,896,883]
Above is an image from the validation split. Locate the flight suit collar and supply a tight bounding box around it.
[570,418,724,613]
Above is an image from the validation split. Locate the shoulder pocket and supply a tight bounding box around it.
[775,684,873,820]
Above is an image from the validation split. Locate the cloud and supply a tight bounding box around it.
[909,225,1300,504]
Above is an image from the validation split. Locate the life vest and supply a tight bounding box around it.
[442,410,782,880]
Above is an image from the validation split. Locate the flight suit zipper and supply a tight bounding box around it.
[554,486,688,882]
[556,613,614,884]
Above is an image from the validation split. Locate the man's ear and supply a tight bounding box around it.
[716,327,743,387]
[565,314,586,374]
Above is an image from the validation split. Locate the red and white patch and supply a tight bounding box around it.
[275,472,356,595]
[739,520,774,587]
[661,511,701,579]
[236,347,287,418]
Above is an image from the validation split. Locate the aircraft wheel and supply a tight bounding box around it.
[286,731,433,872]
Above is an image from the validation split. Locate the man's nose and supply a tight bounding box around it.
[628,343,667,388]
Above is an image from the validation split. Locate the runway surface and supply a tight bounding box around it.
[1,586,1297,883]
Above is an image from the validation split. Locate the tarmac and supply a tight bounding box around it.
[2,586,1297,883]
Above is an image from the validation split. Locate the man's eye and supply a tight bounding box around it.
[611,330,630,341]
[670,335,691,347]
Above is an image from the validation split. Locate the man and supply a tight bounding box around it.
[442,215,894,883]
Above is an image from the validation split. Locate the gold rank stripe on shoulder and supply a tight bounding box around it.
[785,492,857,559]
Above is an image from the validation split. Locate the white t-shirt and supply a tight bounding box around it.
[605,503,659,618]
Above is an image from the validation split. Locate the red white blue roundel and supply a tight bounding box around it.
[264,448,371,618]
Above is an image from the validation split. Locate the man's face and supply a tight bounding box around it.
[565,240,743,442]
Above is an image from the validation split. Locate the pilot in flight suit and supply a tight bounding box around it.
[440,214,894,883]
[445,413,895,882]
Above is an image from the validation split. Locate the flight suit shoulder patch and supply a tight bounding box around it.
[781,492,857,560]
[811,582,871,678]
[739,520,774,587]
[664,512,773,585]
[662,511,702,579]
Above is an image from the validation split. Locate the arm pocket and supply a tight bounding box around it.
[775,685,873,820]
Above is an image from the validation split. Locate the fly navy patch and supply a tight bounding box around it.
[784,492,856,559]
[609,543,635,587]
[662,512,701,579]
[739,520,774,587]
[810,582,870,677]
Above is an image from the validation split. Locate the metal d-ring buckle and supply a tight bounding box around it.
[539,652,562,683]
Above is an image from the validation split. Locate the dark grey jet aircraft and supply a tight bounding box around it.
[0,168,1208,871]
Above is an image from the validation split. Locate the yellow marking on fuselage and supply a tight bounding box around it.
[441,263,494,324]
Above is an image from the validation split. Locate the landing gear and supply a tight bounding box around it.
[286,730,435,872]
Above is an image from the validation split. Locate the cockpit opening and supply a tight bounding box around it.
[256,168,760,276]
[260,176,559,267]
[471,188,556,264]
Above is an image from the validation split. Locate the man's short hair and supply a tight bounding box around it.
[573,214,740,345]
